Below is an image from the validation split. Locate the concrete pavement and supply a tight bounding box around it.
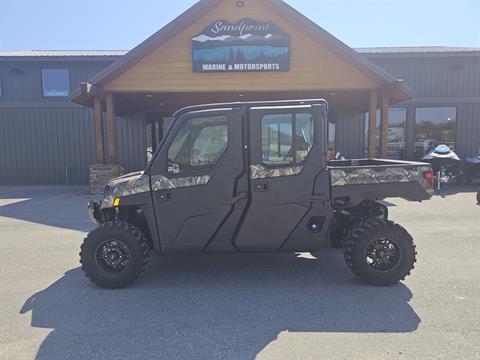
[0,186,479,359]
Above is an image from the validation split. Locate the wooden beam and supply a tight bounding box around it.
[80,82,106,100]
[368,90,378,158]
[151,122,157,153]
[106,93,117,164]
[380,95,390,158]
[94,97,105,163]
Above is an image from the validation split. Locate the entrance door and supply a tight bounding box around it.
[234,104,331,252]
[149,107,247,253]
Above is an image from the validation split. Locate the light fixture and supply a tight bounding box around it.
[236,1,245,7]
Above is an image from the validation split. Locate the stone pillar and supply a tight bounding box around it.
[89,164,124,194]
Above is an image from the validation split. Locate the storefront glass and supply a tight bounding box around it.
[388,108,407,159]
[414,107,456,159]
[364,108,407,159]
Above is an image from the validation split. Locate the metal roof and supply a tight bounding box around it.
[2,47,478,59]
[0,50,128,57]
[355,46,480,54]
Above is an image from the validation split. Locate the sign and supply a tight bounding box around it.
[192,19,290,73]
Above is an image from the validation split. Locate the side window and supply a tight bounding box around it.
[167,115,228,174]
[261,112,313,166]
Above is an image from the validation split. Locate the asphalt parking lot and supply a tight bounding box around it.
[0,186,479,360]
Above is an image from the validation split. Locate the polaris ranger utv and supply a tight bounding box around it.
[82,99,434,288]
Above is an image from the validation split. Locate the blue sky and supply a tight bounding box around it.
[0,0,479,50]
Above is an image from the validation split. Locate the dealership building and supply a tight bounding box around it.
[0,0,479,186]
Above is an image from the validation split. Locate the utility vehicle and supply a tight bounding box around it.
[82,99,434,288]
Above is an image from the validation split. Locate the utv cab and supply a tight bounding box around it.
[82,99,433,288]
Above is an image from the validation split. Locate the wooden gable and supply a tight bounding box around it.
[103,0,378,93]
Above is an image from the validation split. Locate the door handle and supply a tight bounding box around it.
[221,192,247,205]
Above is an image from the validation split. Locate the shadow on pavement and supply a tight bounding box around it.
[432,185,478,197]
[21,251,420,360]
[0,186,93,232]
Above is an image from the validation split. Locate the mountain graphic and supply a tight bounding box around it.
[192,33,289,50]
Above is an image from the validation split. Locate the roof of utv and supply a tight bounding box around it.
[172,99,328,118]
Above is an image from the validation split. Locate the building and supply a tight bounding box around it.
[1,0,479,186]
[354,47,480,161]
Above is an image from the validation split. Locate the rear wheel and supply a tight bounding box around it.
[80,221,150,289]
[343,219,416,286]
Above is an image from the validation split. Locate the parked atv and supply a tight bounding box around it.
[421,144,462,192]
[464,153,480,185]
[82,99,433,288]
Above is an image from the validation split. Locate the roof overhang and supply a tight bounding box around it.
[71,0,413,108]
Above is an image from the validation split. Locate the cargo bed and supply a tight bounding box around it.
[328,159,434,206]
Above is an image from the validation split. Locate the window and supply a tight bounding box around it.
[42,69,70,97]
[364,108,407,159]
[261,112,313,166]
[388,108,407,159]
[327,122,335,149]
[167,115,228,174]
[414,107,456,159]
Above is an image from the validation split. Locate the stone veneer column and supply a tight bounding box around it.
[89,164,124,194]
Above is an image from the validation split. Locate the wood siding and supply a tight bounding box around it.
[105,0,377,93]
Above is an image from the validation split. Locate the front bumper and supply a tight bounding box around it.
[88,201,101,225]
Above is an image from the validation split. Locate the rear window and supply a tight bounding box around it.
[261,112,313,166]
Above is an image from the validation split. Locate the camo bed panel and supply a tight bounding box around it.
[330,165,432,189]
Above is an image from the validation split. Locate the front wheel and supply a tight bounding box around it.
[80,221,150,289]
[343,219,416,286]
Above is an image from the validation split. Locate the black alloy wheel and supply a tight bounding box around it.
[80,221,150,289]
[365,238,400,271]
[95,239,132,273]
[343,219,416,286]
